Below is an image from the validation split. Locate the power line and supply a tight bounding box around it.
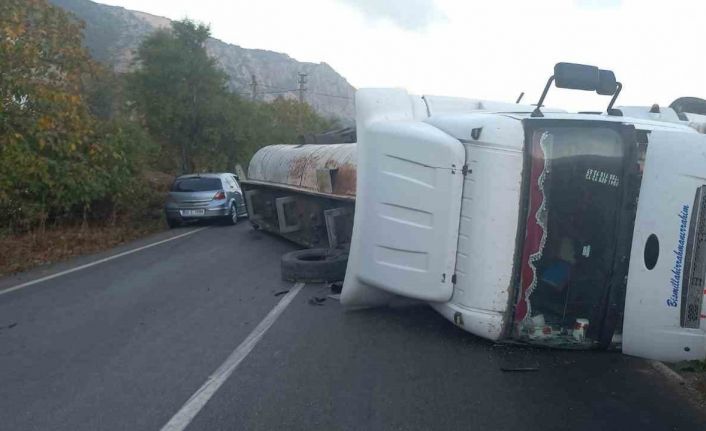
[259,84,296,91]
[239,90,351,100]
[236,81,352,100]
[259,89,298,95]
[310,92,353,100]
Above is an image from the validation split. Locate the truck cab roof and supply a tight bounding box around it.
[415,94,701,148]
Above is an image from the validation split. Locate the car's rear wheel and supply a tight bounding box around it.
[227,202,238,225]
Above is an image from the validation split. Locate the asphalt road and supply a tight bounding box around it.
[1,223,704,431]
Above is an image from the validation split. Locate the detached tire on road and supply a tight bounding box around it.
[281,248,348,283]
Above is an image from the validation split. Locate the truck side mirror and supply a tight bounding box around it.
[533,62,621,117]
[554,62,600,91]
[596,70,618,96]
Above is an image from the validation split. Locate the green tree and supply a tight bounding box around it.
[128,20,228,173]
[264,97,338,146]
[208,95,339,173]
[0,0,98,228]
[0,0,157,231]
[213,94,269,171]
[128,18,340,175]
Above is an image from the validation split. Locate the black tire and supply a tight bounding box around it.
[281,248,348,283]
[167,217,180,229]
[226,202,238,225]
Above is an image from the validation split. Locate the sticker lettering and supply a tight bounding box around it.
[667,205,690,307]
[585,169,619,187]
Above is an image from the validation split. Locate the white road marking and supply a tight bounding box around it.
[0,227,210,297]
[160,282,305,431]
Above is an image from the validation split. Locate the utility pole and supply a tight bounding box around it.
[298,73,308,104]
[250,74,258,101]
[297,73,308,135]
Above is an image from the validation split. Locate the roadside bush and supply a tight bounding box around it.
[0,0,162,233]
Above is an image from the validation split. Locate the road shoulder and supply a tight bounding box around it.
[0,224,206,293]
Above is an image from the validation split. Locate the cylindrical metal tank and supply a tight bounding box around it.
[246,144,357,197]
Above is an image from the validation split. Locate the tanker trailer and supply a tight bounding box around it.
[241,142,357,249]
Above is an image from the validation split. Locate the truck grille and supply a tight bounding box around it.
[681,185,706,328]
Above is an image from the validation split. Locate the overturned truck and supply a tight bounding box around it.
[245,63,706,362]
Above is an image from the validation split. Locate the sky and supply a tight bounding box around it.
[95,0,704,112]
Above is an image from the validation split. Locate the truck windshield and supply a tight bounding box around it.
[515,125,626,347]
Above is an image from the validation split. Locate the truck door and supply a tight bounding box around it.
[346,121,465,303]
[623,130,706,361]
[514,121,637,347]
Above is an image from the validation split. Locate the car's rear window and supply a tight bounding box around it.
[171,178,222,192]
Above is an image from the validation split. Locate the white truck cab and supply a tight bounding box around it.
[341,63,706,362]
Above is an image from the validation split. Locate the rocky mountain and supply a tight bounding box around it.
[49,0,355,122]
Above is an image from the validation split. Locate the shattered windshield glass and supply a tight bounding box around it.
[515,126,626,348]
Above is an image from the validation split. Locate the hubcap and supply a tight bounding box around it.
[231,204,237,222]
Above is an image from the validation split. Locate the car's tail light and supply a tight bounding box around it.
[213,191,226,201]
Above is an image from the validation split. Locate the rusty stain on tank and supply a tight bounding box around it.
[289,155,310,187]
[248,144,357,197]
[332,164,357,196]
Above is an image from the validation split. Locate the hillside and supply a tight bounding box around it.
[49,0,356,122]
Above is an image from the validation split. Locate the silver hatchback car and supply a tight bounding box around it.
[165,173,248,228]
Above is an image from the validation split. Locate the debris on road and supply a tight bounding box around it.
[308,297,327,306]
[274,290,290,297]
[500,366,540,372]
[329,281,343,294]
[0,322,18,331]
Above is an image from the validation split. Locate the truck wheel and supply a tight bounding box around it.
[281,248,348,283]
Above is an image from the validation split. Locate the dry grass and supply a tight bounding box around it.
[0,221,164,277]
[673,361,706,400]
